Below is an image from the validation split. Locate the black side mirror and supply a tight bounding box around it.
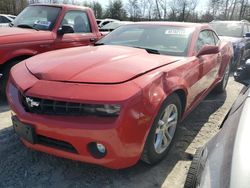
[58,24,74,35]
[244,32,250,38]
[234,59,250,85]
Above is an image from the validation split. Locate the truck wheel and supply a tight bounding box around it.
[214,62,230,93]
[0,60,20,100]
[184,148,204,188]
[141,93,182,165]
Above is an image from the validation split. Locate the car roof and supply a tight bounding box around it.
[210,20,249,24]
[130,21,210,30]
[29,4,91,11]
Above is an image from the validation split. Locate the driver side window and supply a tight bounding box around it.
[61,11,91,33]
[196,30,216,52]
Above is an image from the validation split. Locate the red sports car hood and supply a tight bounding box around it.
[25,45,181,84]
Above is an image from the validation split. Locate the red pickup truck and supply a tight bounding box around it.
[0,4,102,97]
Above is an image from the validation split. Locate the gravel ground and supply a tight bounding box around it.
[0,77,243,188]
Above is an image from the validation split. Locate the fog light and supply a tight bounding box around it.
[88,142,107,159]
[97,143,106,153]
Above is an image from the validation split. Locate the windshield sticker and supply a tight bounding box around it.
[34,20,51,27]
[165,29,193,35]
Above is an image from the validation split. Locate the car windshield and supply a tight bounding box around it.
[12,6,61,31]
[97,24,193,56]
[210,22,243,37]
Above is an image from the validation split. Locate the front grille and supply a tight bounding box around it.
[21,95,102,116]
[37,135,78,154]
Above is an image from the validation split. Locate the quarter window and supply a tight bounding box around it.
[212,31,219,45]
[243,25,248,36]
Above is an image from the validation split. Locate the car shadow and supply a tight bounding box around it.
[0,91,228,188]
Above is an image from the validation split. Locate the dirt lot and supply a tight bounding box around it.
[0,77,243,188]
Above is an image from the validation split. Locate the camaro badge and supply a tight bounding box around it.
[26,97,40,108]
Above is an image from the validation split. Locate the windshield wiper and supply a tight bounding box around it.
[144,48,160,54]
[94,42,105,46]
[9,22,14,27]
[17,24,39,31]
[133,46,160,55]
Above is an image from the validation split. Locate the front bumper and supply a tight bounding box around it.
[7,64,154,169]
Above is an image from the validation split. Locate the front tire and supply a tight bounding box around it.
[0,60,20,100]
[141,93,182,165]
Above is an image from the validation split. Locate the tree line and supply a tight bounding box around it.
[0,0,249,22]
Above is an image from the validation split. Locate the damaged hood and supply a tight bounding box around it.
[26,45,181,84]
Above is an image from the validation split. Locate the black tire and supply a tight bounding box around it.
[0,60,20,100]
[141,93,182,165]
[214,62,230,93]
[184,147,204,188]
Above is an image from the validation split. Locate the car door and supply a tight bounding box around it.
[196,30,220,94]
[54,10,98,49]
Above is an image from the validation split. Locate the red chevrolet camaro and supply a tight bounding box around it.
[7,22,233,169]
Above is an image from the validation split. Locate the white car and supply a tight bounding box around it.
[96,18,120,28]
[0,14,15,27]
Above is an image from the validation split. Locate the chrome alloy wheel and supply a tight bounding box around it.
[154,104,178,154]
[222,63,230,89]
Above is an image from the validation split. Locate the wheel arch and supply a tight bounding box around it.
[172,88,187,117]
[0,55,32,70]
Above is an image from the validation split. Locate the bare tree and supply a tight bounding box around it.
[127,0,141,21]
[169,0,198,21]
[155,0,162,19]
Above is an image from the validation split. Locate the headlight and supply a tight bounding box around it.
[82,104,121,117]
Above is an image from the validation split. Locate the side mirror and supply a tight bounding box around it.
[58,24,74,35]
[244,32,250,38]
[197,45,219,57]
[234,59,250,85]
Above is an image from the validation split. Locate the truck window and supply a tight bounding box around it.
[13,6,61,31]
[61,11,91,33]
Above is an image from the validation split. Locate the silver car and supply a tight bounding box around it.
[184,59,250,188]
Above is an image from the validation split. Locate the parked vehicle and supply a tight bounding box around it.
[0,14,15,27]
[184,59,250,188]
[6,14,16,20]
[0,4,103,98]
[99,21,133,32]
[7,22,233,169]
[97,18,120,28]
[210,20,250,69]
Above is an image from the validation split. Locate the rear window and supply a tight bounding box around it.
[210,22,243,37]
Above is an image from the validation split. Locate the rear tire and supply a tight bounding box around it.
[141,93,182,165]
